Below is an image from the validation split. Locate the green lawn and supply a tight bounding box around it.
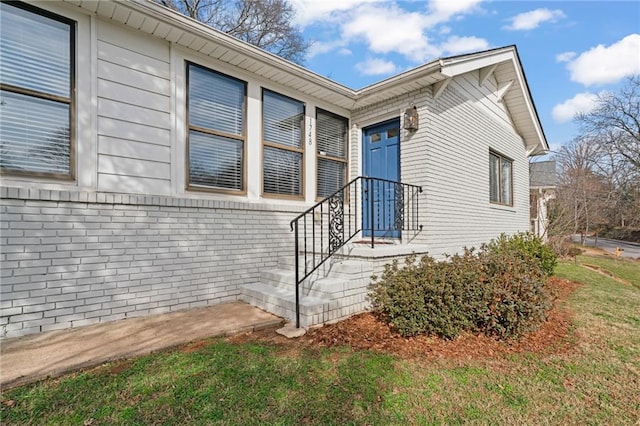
[2,256,639,425]
[574,253,640,288]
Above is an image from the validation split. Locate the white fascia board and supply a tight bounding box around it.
[510,57,549,154]
[440,50,514,78]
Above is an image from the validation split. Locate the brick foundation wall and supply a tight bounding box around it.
[0,187,302,338]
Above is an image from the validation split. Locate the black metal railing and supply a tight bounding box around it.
[289,176,423,327]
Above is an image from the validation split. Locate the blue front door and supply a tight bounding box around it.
[363,119,401,238]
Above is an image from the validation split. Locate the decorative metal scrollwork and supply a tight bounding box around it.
[394,183,404,231]
[328,193,344,253]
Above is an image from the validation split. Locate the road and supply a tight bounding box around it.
[572,235,640,259]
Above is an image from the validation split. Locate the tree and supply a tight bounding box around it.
[548,76,640,238]
[157,0,309,64]
[578,75,640,169]
[552,136,611,236]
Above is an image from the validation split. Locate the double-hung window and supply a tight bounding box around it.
[489,150,513,206]
[0,2,75,177]
[187,63,246,192]
[262,90,305,198]
[316,109,348,199]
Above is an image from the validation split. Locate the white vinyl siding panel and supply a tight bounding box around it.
[99,136,170,162]
[96,20,171,195]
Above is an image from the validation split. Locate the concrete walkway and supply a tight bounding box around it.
[0,302,283,389]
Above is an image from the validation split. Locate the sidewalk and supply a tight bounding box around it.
[1,302,283,389]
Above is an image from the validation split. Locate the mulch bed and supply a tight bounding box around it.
[229,277,580,360]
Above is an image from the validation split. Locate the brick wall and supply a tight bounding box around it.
[0,187,301,338]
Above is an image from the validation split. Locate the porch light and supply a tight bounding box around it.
[404,106,419,131]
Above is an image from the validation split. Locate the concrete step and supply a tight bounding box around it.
[238,282,329,328]
[260,269,295,289]
[278,256,372,278]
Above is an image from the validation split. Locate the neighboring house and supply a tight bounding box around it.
[529,160,557,240]
[0,0,548,337]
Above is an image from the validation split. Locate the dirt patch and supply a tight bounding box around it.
[106,360,133,376]
[181,340,209,353]
[228,277,580,360]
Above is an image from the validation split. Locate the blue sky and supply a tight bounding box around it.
[290,0,640,156]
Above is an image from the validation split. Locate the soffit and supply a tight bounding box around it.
[63,0,358,110]
[61,0,547,154]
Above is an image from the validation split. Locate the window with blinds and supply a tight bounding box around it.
[316,109,348,198]
[0,2,74,177]
[262,90,304,197]
[489,151,513,206]
[187,63,246,192]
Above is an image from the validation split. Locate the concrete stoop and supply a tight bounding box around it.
[239,243,431,329]
[239,256,373,329]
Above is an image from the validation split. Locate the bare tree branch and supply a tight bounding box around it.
[156,0,309,64]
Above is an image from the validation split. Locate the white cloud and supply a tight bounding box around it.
[552,92,600,123]
[340,2,486,62]
[296,0,488,62]
[565,34,640,86]
[504,8,565,31]
[440,36,489,55]
[425,0,484,26]
[338,48,353,56]
[555,51,576,63]
[307,40,345,58]
[355,58,398,76]
[291,0,379,26]
[342,4,440,61]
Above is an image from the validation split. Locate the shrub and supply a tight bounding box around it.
[479,247,552,339]
[370,233,555,340]
[485,232,557,277]
[371,251,484,339]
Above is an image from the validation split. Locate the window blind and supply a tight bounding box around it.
[187,63,245,191]
[263,146,302,196]
[316,110,347,158]
[0,3,71,98]
[263,91,303,149]
[316,109,348,198]
[188,65,244,136]
[0,2,72,176]
[189,131,243,190]
[263,90,304,196]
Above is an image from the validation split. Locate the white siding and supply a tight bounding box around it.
[96,21,172,195]
[352,73,530,257]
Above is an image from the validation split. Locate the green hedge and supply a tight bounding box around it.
[371,233,556,340]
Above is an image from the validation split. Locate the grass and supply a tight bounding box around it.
[2,255,639,425]
[574,253,640,288]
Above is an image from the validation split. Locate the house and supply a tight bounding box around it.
[530,160,557,240]
[0,0,548,338]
